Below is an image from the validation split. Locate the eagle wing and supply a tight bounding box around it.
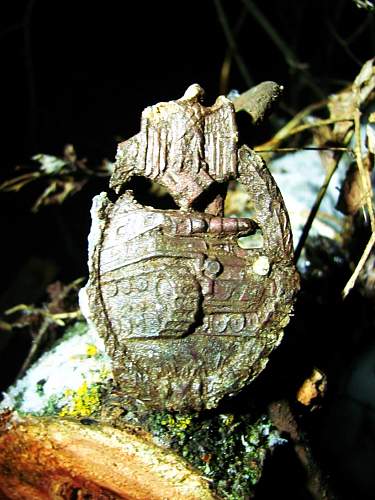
[204,96,238,181]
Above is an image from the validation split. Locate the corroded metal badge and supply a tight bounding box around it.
[81,84,299,411]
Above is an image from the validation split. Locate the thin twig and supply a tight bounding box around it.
[241,0,303,69]
[47,310,82,322]
[219,8,248,95]
[213,0,253,88]
[9,306,82,379]
[325,0,346,69]
[353,108,375,231]
[258,100,328,150]
[347,13,373,43]
[294,161,341,263]
[220,55,232,96]
[294,109,370,265]
[240,0,325,99]
[343,231,375,298]
[16,318,49,380]
[326,19,363,67]
[314,77,353,87]
[5,305,82,323]
[286,118,354,138]
[255,146,350,153]
[341,107,375,297]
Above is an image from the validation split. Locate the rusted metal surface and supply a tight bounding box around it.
[82,84,299,411]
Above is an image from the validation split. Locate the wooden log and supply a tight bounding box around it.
[0,412,215,500]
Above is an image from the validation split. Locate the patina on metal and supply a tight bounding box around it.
[81,84,299,411]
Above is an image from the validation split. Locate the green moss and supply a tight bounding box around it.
[42,394,62,416]
[124,409,282,499]
[12,388,26,411]
[58,320,89,343]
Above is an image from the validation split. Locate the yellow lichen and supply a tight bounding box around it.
[175,415,192,430]
[99,367,112,380]
[222,414,235,427]
[160,414,193,439]
[59,381,101,417]
[86,344,98,357]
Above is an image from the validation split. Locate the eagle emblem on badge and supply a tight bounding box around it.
[81,84,299,411]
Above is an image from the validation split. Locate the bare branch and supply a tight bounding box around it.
[213,0,254,88]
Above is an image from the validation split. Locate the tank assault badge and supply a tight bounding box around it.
[81,84,300,411]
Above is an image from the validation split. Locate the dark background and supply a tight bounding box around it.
[1,0,373,295]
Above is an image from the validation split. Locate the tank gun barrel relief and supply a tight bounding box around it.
[81,84,300,411]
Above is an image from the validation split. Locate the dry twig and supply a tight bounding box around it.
[213,0,253,88]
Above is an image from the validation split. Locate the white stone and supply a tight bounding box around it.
[252,256,270,276]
